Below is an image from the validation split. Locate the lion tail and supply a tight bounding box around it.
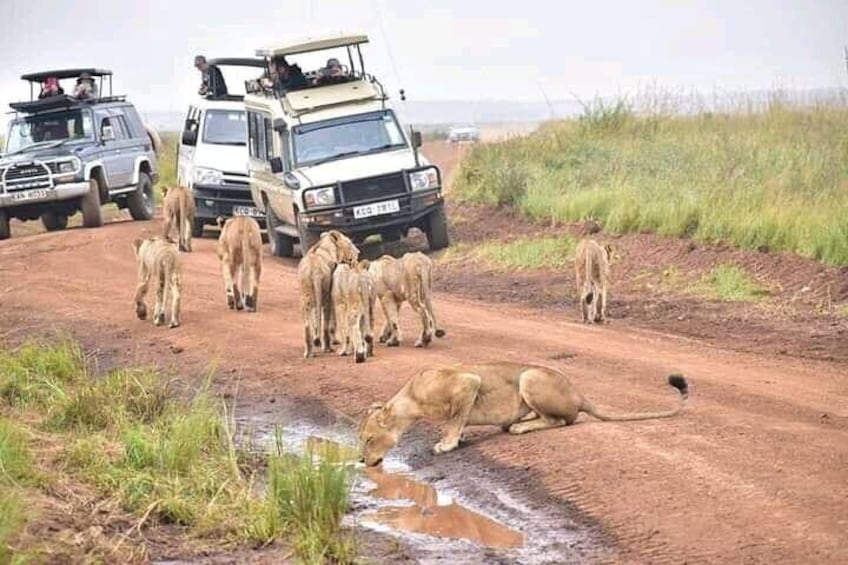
[580,374,689,422]
[582,248,595,304]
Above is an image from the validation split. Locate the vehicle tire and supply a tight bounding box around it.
[265,201,294,257]
[296,213,319,256]
[41,211,68,231]
[192,219,205,238]
[424,204,450,251]
[81,178,104,228]
[0,209,10,240]
[127,171,155,221]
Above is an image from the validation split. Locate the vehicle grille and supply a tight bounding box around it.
[221,172,249,186]
[2,162,52,192]
[340,172,407,204]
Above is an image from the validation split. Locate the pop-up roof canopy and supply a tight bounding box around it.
[207,58,266,68]
[255,32,369,58]
[20,68,112,82]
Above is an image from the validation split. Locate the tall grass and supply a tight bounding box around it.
[454,94,848,266]
[475,236,576,270]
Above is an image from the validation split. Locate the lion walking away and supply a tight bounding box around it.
[162,185,197,252]
[574,238,613,324]
[132,236,182,329]
[216,215,262,312]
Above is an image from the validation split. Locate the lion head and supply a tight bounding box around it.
[358,403,400,467]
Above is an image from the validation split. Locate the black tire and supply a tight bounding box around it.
[0,209,10,240]
[265,201,294,257]
[127,171,155,221]
[41,211,68,232]
[425,204,450,251]
[296,213,319,257]
[192,219,205,238]
[81,178,104,228]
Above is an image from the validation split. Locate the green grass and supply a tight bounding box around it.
[1,339,358,563]
[474,236,576,270]
[155,132,179,203]
[454,94,848,266]
[692,264,770,302]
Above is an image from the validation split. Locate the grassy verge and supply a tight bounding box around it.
[454,95,848,266]
[0,337,357,564]
[691,264,770,302]
[473,236,576,270]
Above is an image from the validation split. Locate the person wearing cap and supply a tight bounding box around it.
[194,55,227,97]
[73,72,99,99]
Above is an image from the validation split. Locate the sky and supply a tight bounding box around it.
[0,0,846,123]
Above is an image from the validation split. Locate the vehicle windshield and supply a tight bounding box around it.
[5,109,94,153]
[202,109,247,145]
[292,110,407,166]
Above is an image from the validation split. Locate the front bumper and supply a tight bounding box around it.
[192,182,266,225]
[0,181,90,208]
[299,189,443,235]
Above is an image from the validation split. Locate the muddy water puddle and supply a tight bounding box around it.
[237,407,610,564]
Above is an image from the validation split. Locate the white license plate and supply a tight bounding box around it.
[10,189,48,202]
[233,205,263,217]
[353,199,400,220]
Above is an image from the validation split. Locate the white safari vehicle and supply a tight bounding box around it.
[177,57,267,237]
[243,32,449,257]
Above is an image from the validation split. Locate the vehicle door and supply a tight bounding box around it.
[247,110,293,223]
[177,106,200,187]
[96,111,123,188]
[110,113,139,187]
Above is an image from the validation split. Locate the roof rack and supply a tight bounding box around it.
[17,68,115,104]
[207,58,265,68]
[8,94,127,114]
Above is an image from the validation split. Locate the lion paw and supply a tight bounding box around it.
[433,440,458,454]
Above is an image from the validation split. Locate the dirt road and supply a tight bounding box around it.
[0,145,846,564]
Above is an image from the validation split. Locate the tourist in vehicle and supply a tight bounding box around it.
[268,56,308,95]
[38,77,64,99]
[316,57,347,85]
[194,55,227,97]
[73,72,99,99]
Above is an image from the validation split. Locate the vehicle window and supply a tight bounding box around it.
[292,110,407,166]
[5,110,94,153]
[263,117,275,158]
[202,109,247,146]
[113,116,132,140]
[247,111,271,161]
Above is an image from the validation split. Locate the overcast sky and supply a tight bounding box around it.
[0,0,846,118]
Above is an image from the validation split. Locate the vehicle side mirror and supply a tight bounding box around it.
[181,129,197,146]
[411,130,422,148]
[269,156,283,174]
[101,125,116,142]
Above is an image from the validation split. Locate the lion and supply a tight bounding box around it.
[330,261,376,363]
[215,215,262,312]
[367,252,445,348]
[161,185,197,252]
[132,236,182,329]
[297,229,360,358]
[574,238,613,324]
[358,361,689,466]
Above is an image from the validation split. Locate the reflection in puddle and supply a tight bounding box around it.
[362,469,525,549]
[305,435,525,549]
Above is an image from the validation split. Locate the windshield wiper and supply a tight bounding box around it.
[307,150,366,166]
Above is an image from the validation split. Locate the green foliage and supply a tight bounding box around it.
[475,236,576,270]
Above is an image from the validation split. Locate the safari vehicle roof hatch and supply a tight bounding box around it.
[255,32,369,58]
[12,68,118,113]
[202,58,267,102]
[281,79,386,119]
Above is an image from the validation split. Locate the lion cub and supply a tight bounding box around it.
[133,236,182,329]
[574,238,613,324]
[331,261,376,363]
[367,252,445,348]
[216,215,262,312]
[161,185,197,252]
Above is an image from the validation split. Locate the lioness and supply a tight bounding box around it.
[297,230,360,358]
[359,362,689,466]
[368,252,445,348]
[161,185,197,252]
[215,215,262,312]
[331,262,376,363]
[574,238,612,324]
[132,236,182,329]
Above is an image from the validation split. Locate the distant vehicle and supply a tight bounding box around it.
[0,68,160,240]
[177,57,268,237]
[244,32,449,257]
[447,124,480,143]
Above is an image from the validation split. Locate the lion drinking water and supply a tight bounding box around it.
[132,236,182,329]
[216,215,262,312]
[161,185,197,253]
[574,238,613,324]
[367,252,446,348]
[359,361,689,466]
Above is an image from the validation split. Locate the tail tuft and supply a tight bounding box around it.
[668,374,689,398]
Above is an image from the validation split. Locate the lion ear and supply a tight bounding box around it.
[161,186,170,197]
[132,238,143,254]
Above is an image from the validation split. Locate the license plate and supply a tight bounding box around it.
[353,199,400,220]
[10,189,48,202]
[233,205,262,217]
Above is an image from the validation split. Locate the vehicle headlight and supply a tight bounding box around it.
[194,167,223,185]
[408,167,439,191]
[303,186,336,209]
[57,158,80,174]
